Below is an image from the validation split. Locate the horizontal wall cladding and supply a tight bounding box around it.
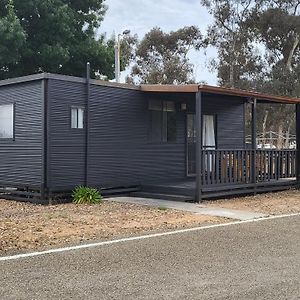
[188,93,245,149]
[47,79,86,189]
[203,94,245,149]
[87,87,187,187]
[46,82,245,190]
[0,81,43,187]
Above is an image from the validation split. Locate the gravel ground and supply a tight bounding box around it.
[207,189,300,215]
[1,189,299,255]
[0,199,225,255]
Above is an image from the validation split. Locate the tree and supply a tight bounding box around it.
[126,26,202,84]
[203,0,299,147]
[0,0,115,80]
[252,0,300,96]
[201,0,263,88]
[0,1,26,73]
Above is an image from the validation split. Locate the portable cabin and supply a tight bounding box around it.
[0,73,299,203]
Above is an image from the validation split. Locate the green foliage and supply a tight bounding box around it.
[72,186,102,204]
[203,0,299,145]
[157,206,168,211]
[0,0,115,80]
[0,1,26,70]
[126,26,202,84]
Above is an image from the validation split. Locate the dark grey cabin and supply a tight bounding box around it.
[0,73,299,203]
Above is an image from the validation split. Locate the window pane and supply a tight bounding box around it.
[0,104,14,138]
[163,101,177,142]
[150,110,162,141]
[203,115,216,148]
[71,108,78,128]
[164,101,175,112]
[78,108,84,129]
[167,111,177,142]
[149,99,162,111]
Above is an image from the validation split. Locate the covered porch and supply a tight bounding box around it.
[139,84,300,202]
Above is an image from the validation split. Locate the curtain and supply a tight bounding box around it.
[203,115,215,149]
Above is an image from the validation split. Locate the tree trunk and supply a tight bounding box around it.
[277,123,284,149]
[262,110,269,146]
[286,33,299,72]
[285,123,291,149]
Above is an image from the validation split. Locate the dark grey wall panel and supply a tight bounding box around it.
[47,80,245,190]
[203,93,245,149]
[87,87,186,187]
[47,79,86,189]
[147,92,245,149]
[0,81,43,187]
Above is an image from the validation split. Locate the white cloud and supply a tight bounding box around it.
[99,0,218,85]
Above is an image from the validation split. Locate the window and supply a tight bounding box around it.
[149,100,177,142]
[71,107,84,129]
[203,115,216,149]
[0,104,14,139]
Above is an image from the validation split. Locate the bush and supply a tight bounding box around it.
[72,186,102,204]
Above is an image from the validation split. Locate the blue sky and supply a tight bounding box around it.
[99,0,218,85]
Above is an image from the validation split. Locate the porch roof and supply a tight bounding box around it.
[140,84,300,104]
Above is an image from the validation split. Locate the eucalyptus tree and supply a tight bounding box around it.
[126,26,202,84]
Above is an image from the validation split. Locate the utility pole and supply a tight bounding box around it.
[114,30,130,83]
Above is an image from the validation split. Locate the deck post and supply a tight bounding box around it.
[251,98,257,192]
[195,92,203,202]
[296,104,300,182]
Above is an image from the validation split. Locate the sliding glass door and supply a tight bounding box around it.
[186,113,216,176]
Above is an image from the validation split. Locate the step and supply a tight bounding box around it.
[141,184,194,196]
[131,192,194,202]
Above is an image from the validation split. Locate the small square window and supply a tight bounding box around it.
[0,104,14,139]
[71,107,84,129]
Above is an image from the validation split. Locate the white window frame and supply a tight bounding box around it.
[0,103,14,139]
[71,106,85,129]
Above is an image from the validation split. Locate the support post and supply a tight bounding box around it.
[195,92,203,202]
[296,103,300,182]
[85,62,91,186]
[251,98,257,192]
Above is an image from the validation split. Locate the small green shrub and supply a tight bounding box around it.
[158,206,168,211]
[72,186,102,204]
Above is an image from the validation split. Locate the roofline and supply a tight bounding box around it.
[140,84,199,93]
[0,73,46,87]
[141,84,300,104]
[199,84,300,104]
[0,73,299,104]
[0,73,139,91]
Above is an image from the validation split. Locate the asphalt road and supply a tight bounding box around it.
[0,215,299,300]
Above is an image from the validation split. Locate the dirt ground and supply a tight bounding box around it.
[0,199,224,255]
[206,189,300,215]
[1,189,299,255]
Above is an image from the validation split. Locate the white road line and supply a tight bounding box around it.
[1,212,299,262]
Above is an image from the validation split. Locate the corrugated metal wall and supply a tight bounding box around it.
[0,81,43,187]
[46,79,245,190]
[87,86,187,187]
[203,93,245,149]
[47,79,86,190]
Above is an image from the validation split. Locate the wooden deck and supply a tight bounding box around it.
[132,149,299,202]
[134,177,298,202]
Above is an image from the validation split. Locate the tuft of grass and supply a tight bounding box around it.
[72,186,102,204]
[157,206,168,211]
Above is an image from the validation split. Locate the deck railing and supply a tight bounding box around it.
[201,149,296,186]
